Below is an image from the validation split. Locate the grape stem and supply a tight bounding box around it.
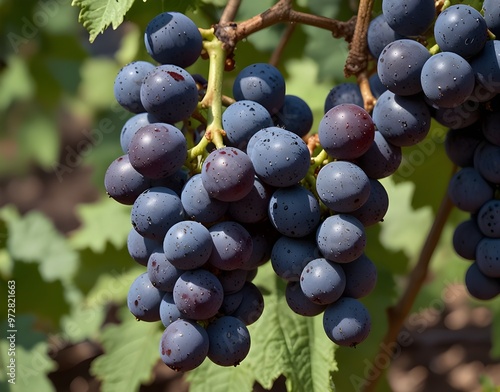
[187,29,227,162]
[361,165,456,392]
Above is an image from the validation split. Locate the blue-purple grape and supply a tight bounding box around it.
[316,161,371,213]
[208,221,253,271]
[222,100,273,150]
[128,123,187,179]
[341,254,378,299]
[300,258,346,305]
[464,262,500,300]
[231,282,264,326]
[349,179,389,226]
[447,167,494,213]
[140,64,199,124]
[356,131,402,179]
[453,219,485,260]
[444,123,483,167]
[476,200,500,238]
[271,236,319,282]
[127,272,163,322]
[114,61,155,113]
[382,0,436,36]
[228,177,273,224]
[173,269,224,320]
[285,281,327,317]
[367,14,406,59]
[483,0,500,37]
[474,141,500,183]
[120,112,159,153]
[206,316,251,367]
[159,292,182,328]
[470,40,500,95]
[316,214,366,263]
[126,229,162,267]
[163,220,213,270]
[268,185,321,238]
[131,186,185,240]
[323,297,371,347]
[144,12,202,68]
[318,103,375,160]
[273,95,313,137]
[201,147,255,202]
[181,174,228,224]
[232,63,286,115]
[104,154,150,205]
[147,250,183,292]
[159,319,209,372]
[324,82,363,113]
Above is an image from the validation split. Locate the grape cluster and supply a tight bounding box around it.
[362,1,500,301]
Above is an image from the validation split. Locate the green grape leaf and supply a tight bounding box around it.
[71,0,136,43]
[2,206,79,283]
[249,263,336,392]
[187,360,254,392]
[90,316,163,392]
[70,197,131,253]
[0,341,56,392]
[78,57,121,109]
[0,55,35,110]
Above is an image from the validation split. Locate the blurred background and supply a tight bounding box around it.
[0,0,499,391]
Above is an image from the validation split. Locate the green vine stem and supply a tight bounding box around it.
[186,28,227,164]
[361,165,457,392]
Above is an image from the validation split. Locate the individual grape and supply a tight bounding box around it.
[231,282,264,326]
[159,292,182,328]
[120,112,159,153]
[271,236,319,282]
[147,250,183,292]
[181,174,229,223]
[470,40,500,94]
[421,52,475,109]
[372,90,431,147]
[377,39,430,96]
[447,167,494,213]
[433,102,482,131]
[144,12,202,68]
[444,123,484,167]
[474,142,500,183]
[206,316,251,367]
[248,127,310,187]
[159,319,209,372]
[318,103,375,160]
[434,5,488,59]
[131,186,185,240]
[476,200,500,238]
[128,123,187,179]
[208,221,253,271]
[114,61,155,113]
[127,228,162,266]
[140,64,199,124]
[316,161,371,213]
[476,238,500,278]
[367,14,406,59]
[465,262,500,300]
[216,269,248,294]
[228,177,273,224]
[369,73,387,99]
[341,254,378,299]
[285,281,327,317]
[453,219,485,260]
[219,290,244,315]
[324,82,363,113]
[268,185,321,238]
[323,297,371,347]
[482,111,500,146]
[173,269,224,320]
[300,258,346,305]
[356,131,402,179]
[127,272,163,322]
[316,214,366,263]
[274,95,313,137]
[104,154,150,205]
[483,0,500,37]
[232,63,286,115]
[163,220,213,270]
[201,147,255,202]
[222,100,273,150]
[382,0,436,37]
[349,179,389,226]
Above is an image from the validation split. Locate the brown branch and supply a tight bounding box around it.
[357,70,376,112]
[214,0,357,53]
[219,0,242,24]
[361,166,456,392]
[269,23,296,67]
[344,0,374,78]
